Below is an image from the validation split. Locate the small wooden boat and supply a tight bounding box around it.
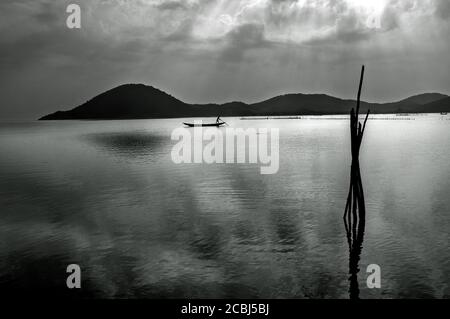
[183,116,227,127]
[441,112,448,115]
[183,121,226,127]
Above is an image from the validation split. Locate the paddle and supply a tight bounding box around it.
[217,116,228,126]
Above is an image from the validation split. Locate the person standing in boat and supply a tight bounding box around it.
[216,116,221,123]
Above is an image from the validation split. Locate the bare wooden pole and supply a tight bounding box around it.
[356,66,365,118]
[344,65,370,299]
[345,64,369,219]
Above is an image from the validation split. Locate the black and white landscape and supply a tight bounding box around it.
[1,0,450,300]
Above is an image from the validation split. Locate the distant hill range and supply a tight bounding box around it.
[39,84,449,120]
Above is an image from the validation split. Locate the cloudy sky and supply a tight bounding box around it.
[0,0,449,120]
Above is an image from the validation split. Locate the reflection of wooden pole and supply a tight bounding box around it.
[344,65,370,299]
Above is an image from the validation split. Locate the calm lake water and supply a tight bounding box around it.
[0,115,449,299]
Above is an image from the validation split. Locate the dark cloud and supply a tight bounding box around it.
[434,0,450,19]
[221,23,271,61]
[380,6,399,31]
[155,0,191,11]
[32,2,61,24]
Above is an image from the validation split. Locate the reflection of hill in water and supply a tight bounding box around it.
[83,131,167,158]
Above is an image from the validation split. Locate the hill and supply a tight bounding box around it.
[415,96,450,113]
[39,84,449,120]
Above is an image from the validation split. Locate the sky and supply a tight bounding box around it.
[0,0,449,120]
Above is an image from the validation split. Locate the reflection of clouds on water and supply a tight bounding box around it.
[0,120,355,298]
[1,119,450,298]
